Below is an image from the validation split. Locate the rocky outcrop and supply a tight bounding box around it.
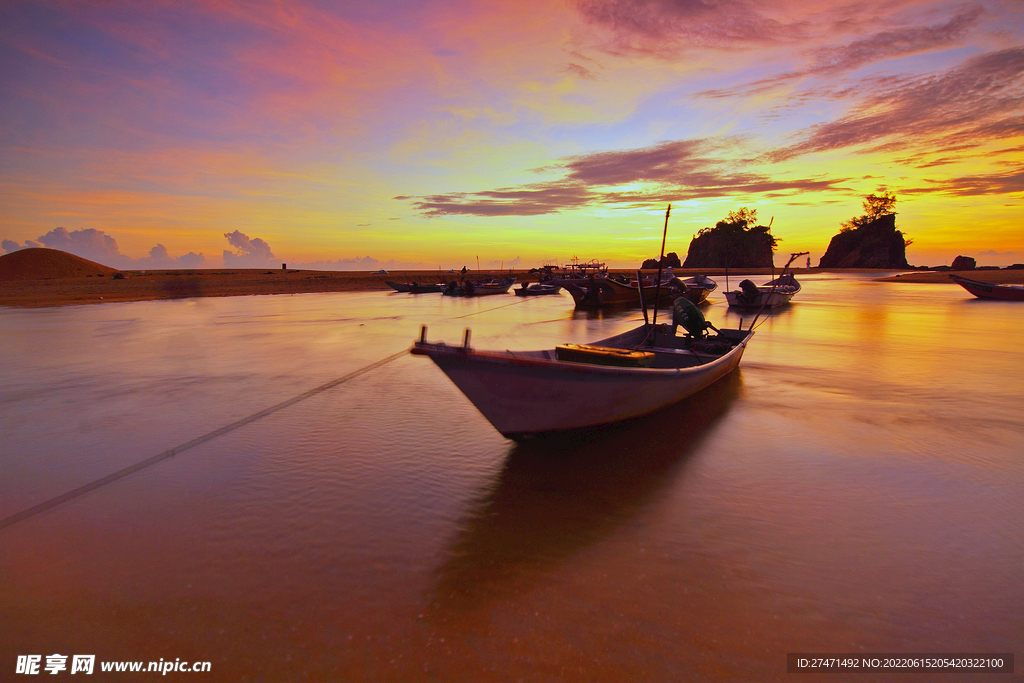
[951,255,976,270]
[818,214,909,268]
[640,252,681,270]
[682,225,776,268]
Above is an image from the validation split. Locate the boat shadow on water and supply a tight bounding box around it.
[424,371,742,616]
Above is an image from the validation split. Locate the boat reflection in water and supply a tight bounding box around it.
[426,373,740,615]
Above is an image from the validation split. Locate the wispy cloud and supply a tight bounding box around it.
[575,0,798,54]
[699,6,985,99]
[768,47,1024,161]
[403,139,848,216]
[902,165,1024,196]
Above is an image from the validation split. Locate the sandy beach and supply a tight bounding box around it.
[2,248,1022,307]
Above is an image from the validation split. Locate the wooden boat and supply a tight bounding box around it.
[442,276,516,297]
[565,275,709,308]
[514,283,562,297]
[724,273,800,309]
[412,320,753,439]
[682,274,717,294]
[385,280,444,293]
[723,253,808,309]
[541,258,608,288]
[950,275,1024,301]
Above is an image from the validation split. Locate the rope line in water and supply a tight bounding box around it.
[453,297,531,319]
[0,348,410,531]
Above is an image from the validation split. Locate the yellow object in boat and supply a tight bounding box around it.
[555,344,655,367]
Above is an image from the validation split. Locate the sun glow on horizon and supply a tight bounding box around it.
[1,0,1022,270]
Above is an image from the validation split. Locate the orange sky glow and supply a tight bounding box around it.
[2,0,1022,269]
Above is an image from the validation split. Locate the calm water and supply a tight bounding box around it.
[2,275,1022,682]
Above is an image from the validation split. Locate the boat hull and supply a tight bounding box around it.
[412,325,751,438]
[723,288,796,308]
[387,281,443,293]
[442,277,516,297]
[514,284,562,297]
[565,277,706,308]
[951,275,1024,301]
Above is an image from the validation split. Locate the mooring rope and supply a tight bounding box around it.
[453,296,531,319]
[0,348,410,531]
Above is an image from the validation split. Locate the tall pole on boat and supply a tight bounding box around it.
[651,204,671,328]
[637,270,649,326]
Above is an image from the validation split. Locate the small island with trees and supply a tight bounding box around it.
[818,192,910,269]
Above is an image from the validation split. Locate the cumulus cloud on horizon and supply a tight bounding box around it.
[222,230,277,268]
[3,228,437,272]
[1,227,207,269]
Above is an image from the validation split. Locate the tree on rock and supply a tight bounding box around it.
[820,192,910,268]
[682,208,778,268]
[841,191,896,231]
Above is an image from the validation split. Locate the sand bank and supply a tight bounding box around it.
[876,269,1024,284]
[4,248,1023,307]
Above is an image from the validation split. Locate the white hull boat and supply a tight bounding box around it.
[412,322,752,439]
[724,265,804,310]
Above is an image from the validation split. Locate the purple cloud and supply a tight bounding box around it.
[902,165,1024,196]
[403,139,848,216]
[575,0,792,53]
[1,228,207,268]
[768,47,1024,162]
[222,230,277,267]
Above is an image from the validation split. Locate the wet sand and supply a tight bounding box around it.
[876,269,1024,284]
[2,265,1022,308]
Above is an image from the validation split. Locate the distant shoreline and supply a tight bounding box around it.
[2,266,1022,308]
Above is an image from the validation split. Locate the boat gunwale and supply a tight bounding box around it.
[950,274,1024,291]
[411,328,753,377]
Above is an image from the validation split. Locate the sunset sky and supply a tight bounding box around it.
[1,0,1022,270]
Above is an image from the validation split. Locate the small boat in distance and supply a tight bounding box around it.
[951,274,1024,301]
[681,274,718,296]
[385,281,444,293]
[540,258,608,288]
[442,276,516,297]
[514,283,562,297]
[566,274,713,309]
[724,253,807,309]
[412,314,753,440]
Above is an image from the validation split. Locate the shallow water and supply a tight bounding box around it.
[1,275,1022,681]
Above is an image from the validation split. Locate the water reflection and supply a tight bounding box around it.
[428,373,741,615]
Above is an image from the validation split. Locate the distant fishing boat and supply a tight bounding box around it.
[412,315,753,440]
[681,274,718,296]
[950,275,1024,301]
[541,258,608,287]
[566,274,712,309]
[723,253,807,309]
[385,281,444,293]
[442,276,516,297]
[514,283,562,297]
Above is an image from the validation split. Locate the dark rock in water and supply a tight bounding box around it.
[683,224,776,268]
[951,255,977,270]
[818,214,909,268]
[976,265,1000,271]
[1007,263,1024,270]
[640,252,681,270]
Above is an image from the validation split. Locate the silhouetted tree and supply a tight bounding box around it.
[841,191,896,232]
